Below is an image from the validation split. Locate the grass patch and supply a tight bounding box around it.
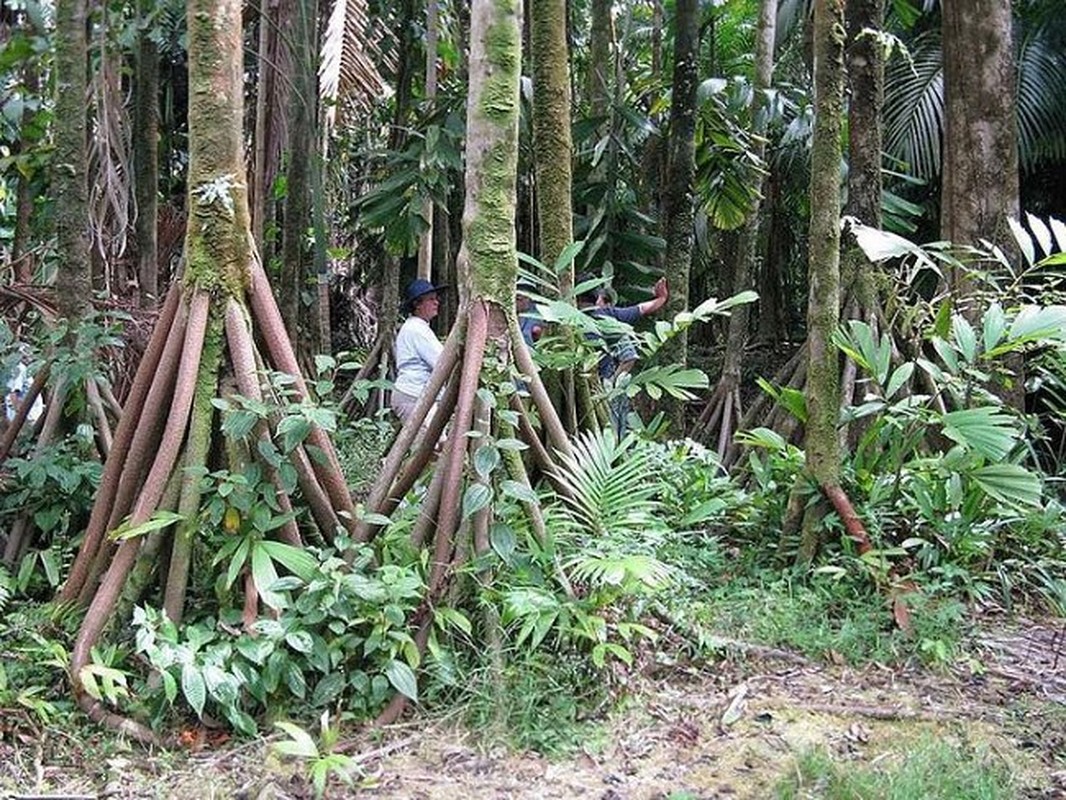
[775,735,1017,799]
[691,571,968,665]
[460,653,611,757]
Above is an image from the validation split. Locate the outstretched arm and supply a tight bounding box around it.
[637,278,669,316]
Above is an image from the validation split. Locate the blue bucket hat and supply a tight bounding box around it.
[404,278,449,312]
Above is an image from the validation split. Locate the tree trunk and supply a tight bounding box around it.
[659,0,699,428]
[360,0,573,727]
[586,0,613,122]
[63,0,357,743]
[251,0,290,254]
[279,0,319,347]
[940,0,1019,298]
[941,0,1021,409]
[799,0,846,557]
[417,0,440,281]
[54,0,91,320]
[531,0,574,280]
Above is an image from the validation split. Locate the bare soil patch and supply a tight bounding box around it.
[2,619,1064,799]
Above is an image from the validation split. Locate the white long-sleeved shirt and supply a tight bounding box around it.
[393,316,443,398]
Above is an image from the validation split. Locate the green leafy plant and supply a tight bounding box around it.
[131,542,425,736]
[273,712,359,799]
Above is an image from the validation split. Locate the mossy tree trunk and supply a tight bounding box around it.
[358,0,573,726]
[61,0,358,743]
[279,0,319,349]
[54,0,91,320]
[531,0,587,431]
[789,0,870,563]
[837,0,885,434]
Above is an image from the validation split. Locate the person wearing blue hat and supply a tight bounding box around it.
[391,278,450,423]
[516,279,543,347]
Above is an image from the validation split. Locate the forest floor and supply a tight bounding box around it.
[1,617,1064,800]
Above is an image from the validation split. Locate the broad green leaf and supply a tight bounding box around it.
[161,670,177,704]
[489,522,517,561]
[734,426,787,452]
[941,407,1019,462]
[952,315,977,363]
[359,511,393,526]
[284,662,307,699]
[998,306,1066,354]
[1008,216,1035,266]
[259,540,317,581]
[109,511,185,541]
[182,663,206,718]
[776,386,807,423]
[500,479,538,505]
[384,659,418,701]
[203,664,237,705]
[251,544,284,610]
[885,362,914,400]
[473,444,500,480]
[433,606,473,636]
[495,437,528,451]
[971,464,1042,508]
[982,303,1007,353]
[273,721,319,758]
[931,337,959,373]
[461,483,492,520]
[39,547,59,587]
[224,537,251,591]
[1026,213,1053,259]
[680,498,726,525]
[285,630,315,654]
[311,672,345,707]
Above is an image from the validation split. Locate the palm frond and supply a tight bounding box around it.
[1017,34,1066,171]
[550,428,663,543]
[883,31,944,181]
[319,0,392,132]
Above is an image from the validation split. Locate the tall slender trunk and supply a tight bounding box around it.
[659,0,699,427]
[251,0,290,254]
[280,0,319,346]
[417,0,440,281]
[54,0,91,320]
[796,0,847,562]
